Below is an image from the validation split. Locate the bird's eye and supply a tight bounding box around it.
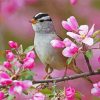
[39,20,44,22]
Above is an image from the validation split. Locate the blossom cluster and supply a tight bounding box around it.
[0,41,36,99]
[51,16,95,58]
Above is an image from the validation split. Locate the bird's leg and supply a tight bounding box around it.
[63,66,68,78]
[44,65,53,79]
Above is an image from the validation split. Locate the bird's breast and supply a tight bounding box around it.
[34,33,67,69]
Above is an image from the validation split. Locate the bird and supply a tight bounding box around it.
[30,12,92,83]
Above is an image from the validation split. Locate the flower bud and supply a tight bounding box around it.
[26,51,35,59]
[3,61,12,69]
[65,87,75,100]
[6,51,14,61]
[8,41,18,49]
[33,92,45,100]
[23,58,35,70]
[0,91,4,100]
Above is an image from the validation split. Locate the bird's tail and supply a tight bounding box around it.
[70,66,93,83]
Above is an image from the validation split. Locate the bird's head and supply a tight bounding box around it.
[30,12,55,33]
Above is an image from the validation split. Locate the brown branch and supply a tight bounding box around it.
[32,70,100,84]
[84,54,93,73]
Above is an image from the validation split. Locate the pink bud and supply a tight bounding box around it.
[0,72,12,86]
[70,0,77,5]
[6,51,14,61]
[8,41,18,49]
[33,92,45,100]
[98,56,100,63]
[9,80,32,95]
[65,87,75,100]
[0,91,4,99]
[26,51,36,59]
[23,58,35,70]
[3,61,12,69]
[51,39,65,48]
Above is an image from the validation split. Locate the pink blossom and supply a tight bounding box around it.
[26,51,36,59]
[51,38,79,57]
[67,24,95,46]
[1,0,24,15]
[65,87,75,100]
[62,38,79,57]
[91,81,100,97]
[0,91,4,100]
[8,41,18,49]
[70,0,77,5]
[23,58,35,70]
[0,72,12,86]
[62,16,79,32]
[33,92,45,100]
[9,80,32,95]
[50,39,65,48]
[98,56,100,63]
[3,61,12,69]
[6,51,14,61]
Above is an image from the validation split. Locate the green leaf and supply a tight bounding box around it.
[92,30,100,38]
[24,45,34,53]
[85,50,93,59]
[7,95,14,100]
[40,88,52,95]
[75,91,82,100]
[94,38,100,44]
[20,70,34,80]
[66,57,73,65]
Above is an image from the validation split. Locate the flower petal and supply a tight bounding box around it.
[63,38,72,47]
[69,16,78,30]
[62,47,73,57]
[79,25,88,35]
[82,37,93,46]
[87,24,95,37]
[67,32,81,41]
[62,21,73,31]
[50,39,65,48]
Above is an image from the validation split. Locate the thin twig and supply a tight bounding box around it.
[32,70,100,84]
[83,44,93,73]
[84,54,93,73]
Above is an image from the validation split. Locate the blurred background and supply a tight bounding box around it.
[0,0,100,99]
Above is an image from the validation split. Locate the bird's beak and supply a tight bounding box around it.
[29,18,37,24]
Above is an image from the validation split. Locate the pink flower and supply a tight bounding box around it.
[26,51,36,59]
[62,38,78,57]
[51,38,79,57]
[23,58,35,70]
[9,80,32,95]
[33,92,45,100]
[91,81,100,97]
[3,61,12,69]
[50,39,65,48]
[8,41,18,49]
[62,16,79,32]
[98,56,100,63]
[0,91,4,100]
[65,87,75,100]
[70,0,77,5]
[0,72,12,86]
[1,0,24,15]
[67,24,95,46]
[6,51,14,61]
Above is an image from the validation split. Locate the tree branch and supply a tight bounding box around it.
[32,70,100,84]
[84,54,93,73]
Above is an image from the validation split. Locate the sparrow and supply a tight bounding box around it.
[30,12,92,83]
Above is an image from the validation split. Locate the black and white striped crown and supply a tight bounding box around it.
[33,13,52,22]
